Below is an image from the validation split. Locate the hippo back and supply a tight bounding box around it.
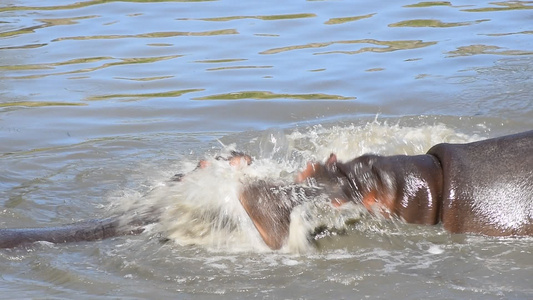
[427,130,533,236]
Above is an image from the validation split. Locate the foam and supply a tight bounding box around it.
[285,121,481,162]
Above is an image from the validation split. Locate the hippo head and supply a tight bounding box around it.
[240,153,390,250]
[296,153,394,214]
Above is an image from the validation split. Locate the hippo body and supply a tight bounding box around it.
[428,130,533,236]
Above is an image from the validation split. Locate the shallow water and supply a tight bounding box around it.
[1,0,532,299]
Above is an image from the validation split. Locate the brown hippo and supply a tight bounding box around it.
[240,130,533,249]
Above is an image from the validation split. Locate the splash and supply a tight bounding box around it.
[113,121,481,253]
[285,120,481,162]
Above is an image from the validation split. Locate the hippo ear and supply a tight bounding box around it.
[325,153,338,172]
[296,162,317,183]
[326,153,337,165]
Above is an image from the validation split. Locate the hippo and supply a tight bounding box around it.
[1,131,532,250]
[239,130,533,249]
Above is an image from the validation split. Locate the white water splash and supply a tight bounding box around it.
[286,121,481,162]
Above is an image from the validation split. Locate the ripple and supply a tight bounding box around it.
[0,16,97,38]
[446,45,533,57]
[87,89,204,101]
[195,59,247,63]
[186,13,316,22]
[51,29,238,41]
[404,1,453,8]
[205,65,272,71]
[0,0,213,12]
[0,24,44,38]
[389,19,489,28]
[114,76,174,81]
[37,15,99,26]
[0,56,112,71]
[1,55,182,79]
[0,101,86,108]
[0,43,47,50]
[260,39,437,55]
[193,91,355,100]
[324,14,375,25]
[461,2,533,12]
[146,43,173,47]
[483,30,533,37]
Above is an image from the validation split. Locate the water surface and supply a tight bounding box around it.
[1,0,532,299]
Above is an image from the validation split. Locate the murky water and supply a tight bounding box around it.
[1,0,532,299]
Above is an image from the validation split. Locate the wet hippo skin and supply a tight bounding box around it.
[428,130,533,235]
[284,130,533,249]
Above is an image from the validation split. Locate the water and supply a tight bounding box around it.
[1,0,532,299]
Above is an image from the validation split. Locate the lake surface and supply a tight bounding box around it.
[1,0,532,299]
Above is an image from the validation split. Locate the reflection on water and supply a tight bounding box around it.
[259,39,437,55]
[388,19,488,28]
[1,0,532,299]
[324,13,376,25]
[87,89,203,101]
[0,101,85,107]
[52,29,238,41]
[461,1,533,12]
[0,0,215,12]
[193,91,355,100]
[447,45,533,56]
[0,0,531,115]
[1,55,183,80]
[193,13,317,22]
